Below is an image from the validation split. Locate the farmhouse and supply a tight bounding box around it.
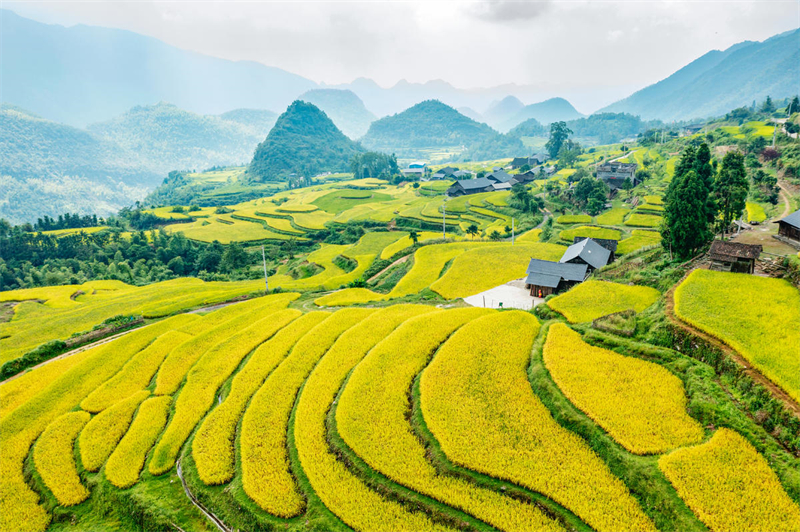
[524,237,614,297]
[777,209,800,244]
[573,236,618,262]
[525,259,588,298]
[402,167,425,178]
[511,170,537,184]
[453,169,473,178]
[446,177,494,196]
[485,170,514,184]
[597,162,638,190]
[708,241,762,274]
[561,238,612,272]
[432,166,458,179]
[510,154,548,169]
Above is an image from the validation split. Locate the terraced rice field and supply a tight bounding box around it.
[1,284,796,532]
[559,225,621,242]
[617,229,661,255]
[674,269,800,402]
[548,280,661,323]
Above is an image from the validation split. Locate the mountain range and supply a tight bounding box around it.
[599,28,800,121]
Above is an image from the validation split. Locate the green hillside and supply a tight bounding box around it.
[247,101,364,182]
[360,100,524,161]
[88,102,272,174]
[600,29,800,121]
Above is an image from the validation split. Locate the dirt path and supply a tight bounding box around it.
[609,149,635,163]
[367,254,411,283]
[2,327,140,384]
[777,181,793,219]
[176,460,230,532]
[664,270,800,418]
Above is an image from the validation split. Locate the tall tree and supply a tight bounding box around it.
[662,170,712,259]
[761,96,775,113]
[715,152,749,239]
[545,122,572,159]
[693,143,717,223]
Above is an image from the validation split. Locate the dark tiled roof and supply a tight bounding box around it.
[525,258,588,283]
[560,238,611,270]
[456,177,494,190]
[486,170,514,183]
[524,272,563,288]
[572,236,618,253]
[709,240,762,261]
[778,209,800,230]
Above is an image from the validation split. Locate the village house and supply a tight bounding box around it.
[432,166,458,179]
[777,209,800,245]
[485,170,514,184]
[708,241,762,274]
[525,260,588,298]
[572,236,618,262]
[597,162,638,190]
[560,237,612,272]
[446,177,494,196]
[524,237,614,296]
[510,154,548,169]
[402,161,428,178]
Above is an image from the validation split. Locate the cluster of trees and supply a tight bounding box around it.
[545,122,583,168]
[510,113,660,146]
[34,213,101,232]
[349,152,399,180]
[509,183,544,214]
[0,225,275,291]
[573,177,611,215]
[662,143,748,259]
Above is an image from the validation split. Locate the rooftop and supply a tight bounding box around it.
[525,258,588,287]
[709,240,763,261]
[560,238,611,270]
[778,209,800,230]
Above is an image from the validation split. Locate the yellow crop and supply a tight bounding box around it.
[0,278,272,365]
[623,213,661,228]
[105,396,172,489]
[149,309,299,475]
[390,242,495,298]
[32,411,91,506]
[79,390,150,472]
[548,280,660,323]
[154,294,296,395]
[558,226,621,242]
[543,324,703,454]
[557,214,592,224]
[659,428,800,531]
[596,208,630,225]
[314,287,384,306]
[517,228,541,242]
[293,305,456,531]
[430,242,566,300]
[337,308,564,532]
[81,330,194,413]
[193,311,322,485]
[420,312,656,532]
[379,231,445,259]
[745,202,767,223]
[617,230,660,255]
[0,315,198,532]
[240,308,376,516]
[674,269,800,402]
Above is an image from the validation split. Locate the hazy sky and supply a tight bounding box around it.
[6,0,800,111]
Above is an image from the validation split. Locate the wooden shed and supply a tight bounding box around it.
[777,210,800,243]
[708,241,762,274]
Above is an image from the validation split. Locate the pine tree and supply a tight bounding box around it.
[715,152,749,239]
[693,143,717,223]
[662,170,712,259]
[787,96,800,115]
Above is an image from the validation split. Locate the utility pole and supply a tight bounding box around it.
[261,245,269,293]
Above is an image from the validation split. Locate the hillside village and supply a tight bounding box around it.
[1,7,800,532]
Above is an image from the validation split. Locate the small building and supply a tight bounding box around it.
[777,209,800,243]
[511,154,548,169]
[453,169,473,179]
[572,237,618,263]
[402,167,425,178]
[446,177,494,196]
[485,170,514,184]
[525,259,588,297]
[408,161,427,169]
[708,241,762,274]
[560,237,612,272]
[512,170,538,184]
[491,182,512,191]
[432,166,458,179]
[597,162,638,190]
